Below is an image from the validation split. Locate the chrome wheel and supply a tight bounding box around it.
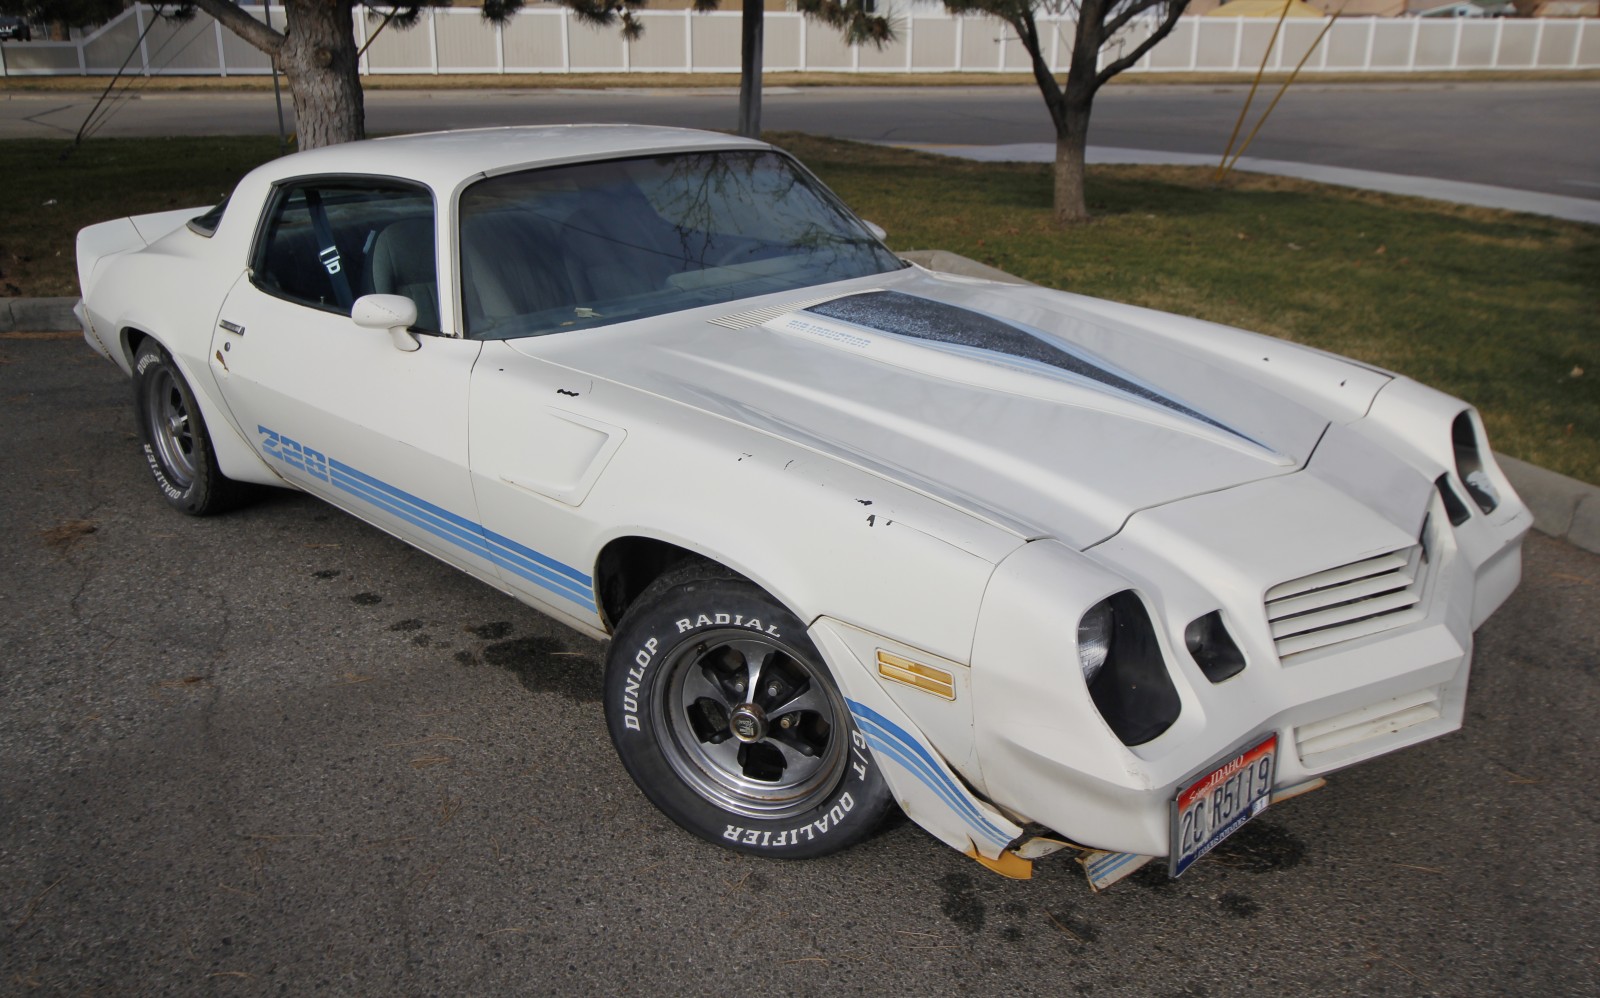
[141,366,197,490]
[131,341,251,516]
[655,631,848,821]
[607,574,891,856]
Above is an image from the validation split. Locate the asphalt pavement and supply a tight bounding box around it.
[4,81,1598,200]
[3,332,1598,995]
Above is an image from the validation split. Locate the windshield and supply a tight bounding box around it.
[458,149,904,339]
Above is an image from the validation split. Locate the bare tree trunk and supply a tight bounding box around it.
[984,0,1194,224]
[1053,127,1090,226]
[1052,0,1106,226]
[280,0,364,149]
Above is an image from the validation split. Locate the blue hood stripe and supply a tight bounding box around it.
[808,290,1263,447]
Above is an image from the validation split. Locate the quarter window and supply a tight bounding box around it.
[253,180,440,332]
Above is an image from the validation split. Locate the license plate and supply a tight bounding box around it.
[1169,734,1277,877]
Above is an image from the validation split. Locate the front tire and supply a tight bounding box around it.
[605,570,891,858]
[132,341,248,516]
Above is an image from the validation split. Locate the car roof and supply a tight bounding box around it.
[247,124,773,193]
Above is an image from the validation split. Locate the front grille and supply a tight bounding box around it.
[1266,544,1430,661]
[1295,686,1444,766]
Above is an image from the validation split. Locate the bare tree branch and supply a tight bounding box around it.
[1007,9,1065,128]
[1094,1,1185,90]
[943,0,1194,222]
[1100,0,1167,45]
[187,0,283,55]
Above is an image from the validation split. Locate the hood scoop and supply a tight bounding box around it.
[771,290,1281,462]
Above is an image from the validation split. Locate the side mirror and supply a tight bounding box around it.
[862,220,888,242]
[352,294,420,352]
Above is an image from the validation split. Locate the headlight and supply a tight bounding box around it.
[1184,610,1246,683]
[1083,591,1181,746]
[1076,600,1114,683]
[1452,411,1500,515]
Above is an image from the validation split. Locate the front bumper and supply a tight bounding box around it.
[969,458,1529,861]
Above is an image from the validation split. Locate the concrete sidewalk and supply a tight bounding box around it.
[893,144,1600,226]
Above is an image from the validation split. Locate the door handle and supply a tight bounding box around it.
[219,319,245,336]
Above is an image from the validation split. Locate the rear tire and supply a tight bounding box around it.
[604,570,892,858]
[132,341,249,516]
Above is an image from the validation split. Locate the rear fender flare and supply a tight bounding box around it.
[124,327,281,488]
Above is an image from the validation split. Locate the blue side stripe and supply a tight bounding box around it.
[332,472,593,608]
[332,458,477,530]
[856,722,1012,850]
[312,455,595,610]
[847,699,1013,849]
[332,471,493,558]
[492,549,595,607]
[855,718,1013,850]
[481,525,593,587]
[330,458,592,589]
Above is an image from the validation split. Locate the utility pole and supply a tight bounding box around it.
[737,0,762,138]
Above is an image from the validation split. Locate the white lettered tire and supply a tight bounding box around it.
[131,340,248,516]
[604,569,892,858]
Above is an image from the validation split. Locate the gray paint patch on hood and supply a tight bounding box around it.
[807,290,1254,444]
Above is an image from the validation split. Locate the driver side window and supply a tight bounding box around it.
[253,179,440,332]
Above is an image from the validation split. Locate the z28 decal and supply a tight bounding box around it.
[258,426,330,483]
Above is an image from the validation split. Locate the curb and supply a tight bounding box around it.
[0,296,78,334]
[8,276,1598,556]
[1497,456,1600,555]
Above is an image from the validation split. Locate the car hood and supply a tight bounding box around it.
[515,269,1391,550]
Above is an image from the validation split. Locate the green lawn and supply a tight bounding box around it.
[3,133,1594,483]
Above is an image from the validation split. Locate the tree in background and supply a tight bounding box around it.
[731,0,892,139]
[0,0,125,40]
[942,0,1190,224]
[732,0,896,139]
[67,0,893,149]
[187,1,663,149]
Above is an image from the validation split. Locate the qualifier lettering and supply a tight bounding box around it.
[722,792,856,846]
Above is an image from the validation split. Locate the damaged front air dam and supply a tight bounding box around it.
[991,777,1328,890]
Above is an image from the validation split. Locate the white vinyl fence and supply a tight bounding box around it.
[2,5,1596,77]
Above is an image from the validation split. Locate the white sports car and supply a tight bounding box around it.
[76,125,1530,888]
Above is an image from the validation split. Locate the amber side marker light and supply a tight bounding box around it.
[877,650,956,700]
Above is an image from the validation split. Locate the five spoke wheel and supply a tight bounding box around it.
[659,633,848,821]
[605,572,891,856]
[142,366,197,490]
